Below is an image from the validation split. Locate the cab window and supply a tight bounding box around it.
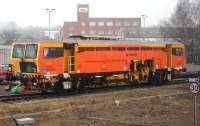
[13,44,25,58]
[25,44,38,59]
[172,48,183,56]
[44,47,63,58]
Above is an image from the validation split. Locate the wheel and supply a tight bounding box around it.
[78,80,86,92]
[149,71,160,85]
[55,82,64,93]
[148,71,154,84]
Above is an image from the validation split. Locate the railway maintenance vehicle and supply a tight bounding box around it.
[3,36,186,92]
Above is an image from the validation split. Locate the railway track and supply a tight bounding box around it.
[0,93,58,102]
[0,77,191,102]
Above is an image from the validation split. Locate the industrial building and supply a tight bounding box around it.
[60,4,141,39]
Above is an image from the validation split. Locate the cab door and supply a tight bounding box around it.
[39,43,64,75]
[171,47,185,68]
[166,44,172,68]
[10,43,26,75]
[166,44,186,69]
[63,43,75,73]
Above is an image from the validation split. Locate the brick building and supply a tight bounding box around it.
[60,4,141,39]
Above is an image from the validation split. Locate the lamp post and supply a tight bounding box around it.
[141,15,147,28]
[45,8,55,39]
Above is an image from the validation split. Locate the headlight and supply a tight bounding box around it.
[8,65,12,72]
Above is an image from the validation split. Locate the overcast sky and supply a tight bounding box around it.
[0,0,179,27]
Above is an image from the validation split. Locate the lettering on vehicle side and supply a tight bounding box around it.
[126,53,137,56]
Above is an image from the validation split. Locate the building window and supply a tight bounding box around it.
[115,30,119,34]
[81,22,86,26]
[115,22,121,26]
[124,22,130,26]
[69,27,74,31]
[98,30,104,35]
[132,22,139,26]
[81,30,85,34]
[106,22,113,26]
[105,30,113,35]
[98,22,104,26]
[89,22,96,26]
[89,30,95,35]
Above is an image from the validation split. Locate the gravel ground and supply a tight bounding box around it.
[0,83,198,126]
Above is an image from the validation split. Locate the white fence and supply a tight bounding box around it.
[0,46,10,65]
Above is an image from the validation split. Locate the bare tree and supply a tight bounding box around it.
[0,22,19,45]
[161,0,200,63]
[0,22,50,45]
[171,0,193,28]
[19,26,47,40]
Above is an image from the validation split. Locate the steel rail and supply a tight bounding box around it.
[0,78,191,102]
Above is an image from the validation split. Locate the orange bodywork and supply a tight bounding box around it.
[10,40,186,76]
[76,44,168,73]
[36,42,186,75]
[37,42,64,75]
[171,44,186,69]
